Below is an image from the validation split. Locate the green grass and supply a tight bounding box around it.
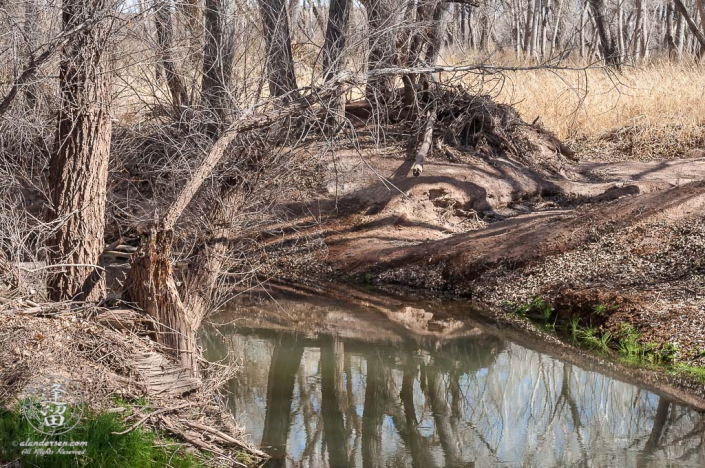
[506,298,705,385]
[0,404,208,468]
[672,363,705,383]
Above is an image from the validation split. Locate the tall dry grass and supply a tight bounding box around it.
[486,62,705,161]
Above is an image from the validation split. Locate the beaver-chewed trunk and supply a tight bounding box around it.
[123,226,199,375]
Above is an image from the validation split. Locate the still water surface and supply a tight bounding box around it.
[201,292,705,467]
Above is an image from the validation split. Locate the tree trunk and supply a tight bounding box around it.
[202,0,236,135]
[47,0,112,302]
[320,337,347,468]
[675,5,685,60]
[261,336,304,464]
[402,0,435,108]
[631,0,643,63]
[123,92,330,376]
[23,0,39,108]
[523,0,534,53]
[259,0,299,98]
[580,0,586,58]
[617,0,624,61]
[155,0,189,112]
[289,0,301,38]
[588,0,620,66]
[529,0,540,58]
[322,0,351,127]
[550,0,563,56]
[178,0,203,68]
[363,0,404,107]
[666,2,676,56]
[674,0,705,54]
[698,0,705,46]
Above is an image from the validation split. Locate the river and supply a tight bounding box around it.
[200,287,705,467]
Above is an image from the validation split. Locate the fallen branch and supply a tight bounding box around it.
[412,107,437,177]
[180,420,268,459]
[111,402,195,435]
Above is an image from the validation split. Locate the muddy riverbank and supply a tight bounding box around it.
[262,134,705,386]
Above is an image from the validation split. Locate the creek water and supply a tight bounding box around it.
[200,290,705,467]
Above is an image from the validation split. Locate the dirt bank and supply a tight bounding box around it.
[265,126,705,369]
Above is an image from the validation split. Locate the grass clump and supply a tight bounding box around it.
[0,404,207,468]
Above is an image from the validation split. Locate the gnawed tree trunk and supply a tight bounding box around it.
[259,0,299,98]
[202,0,236,134]
[124,93,333,376]
[47,0,112,302]
[155,0,189,112]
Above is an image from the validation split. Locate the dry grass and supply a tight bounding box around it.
[486,62,705,161]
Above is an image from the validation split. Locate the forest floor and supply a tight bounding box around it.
[263,113,705,387]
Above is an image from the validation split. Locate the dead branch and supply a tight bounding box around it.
[111,402,196,435]
[412,106,437,176]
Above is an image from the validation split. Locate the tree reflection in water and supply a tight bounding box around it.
[201,327,705,467]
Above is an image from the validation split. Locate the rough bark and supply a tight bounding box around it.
[523,0,534,53]
[47,0,112,302]
[323,0,351,81]
[155,0,189,112]
[259,0,299,98]
[202,0,236,134]
[322,0,351,127]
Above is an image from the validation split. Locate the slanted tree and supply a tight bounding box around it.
[47,0,113,302]
[588,0,620,67]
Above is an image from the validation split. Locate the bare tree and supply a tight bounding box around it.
[155,0,189,112]
[588,0,620,66]
[47,0,114,302]
[202,0,236,134]
[259,0,299,97]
